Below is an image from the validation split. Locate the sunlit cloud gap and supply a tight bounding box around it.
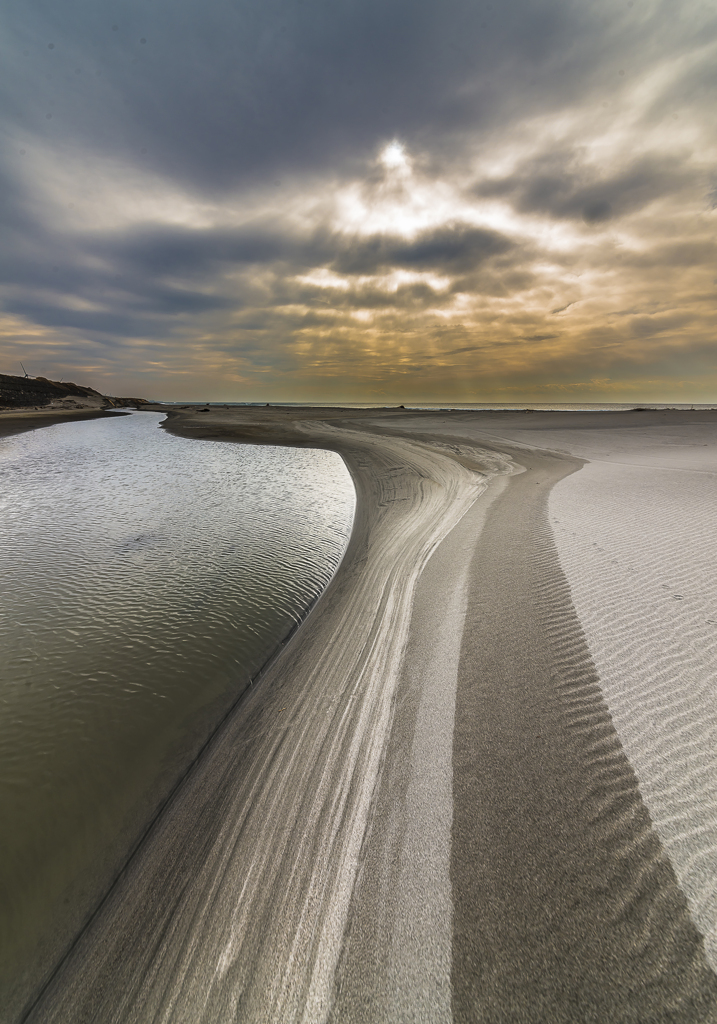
[1,0,715,402]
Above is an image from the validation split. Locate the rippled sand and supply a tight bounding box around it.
[546,424,717,969]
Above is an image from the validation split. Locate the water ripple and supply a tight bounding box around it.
[0,411,355,1015]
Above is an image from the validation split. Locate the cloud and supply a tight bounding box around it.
[474,149,697,224]
[1,0,715,401]
[9,0,709,193]
[0,0,609,188]
[331,223,512,275]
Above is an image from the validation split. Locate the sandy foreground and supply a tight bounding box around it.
[18,406,717,1023]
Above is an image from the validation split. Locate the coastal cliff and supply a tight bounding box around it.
[0,373,149,413]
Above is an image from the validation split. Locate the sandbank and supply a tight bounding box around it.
[0,408,120,440]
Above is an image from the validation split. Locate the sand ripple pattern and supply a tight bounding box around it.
[550,459,717,967]
[450,445,717,1022]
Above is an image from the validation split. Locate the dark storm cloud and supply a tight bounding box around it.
[2,0,671,191]
[98,220,511,282]
[95,225,302,277]
[0,170,75,298]
[474,150,697,223]
[0,192,242,339]
[0,217,236,337]
[331,223,512,275]
[0,211,514,343]
[287,280,449,312]
[3,302,157,338]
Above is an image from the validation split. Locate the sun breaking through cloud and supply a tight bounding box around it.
[1,0,715,402]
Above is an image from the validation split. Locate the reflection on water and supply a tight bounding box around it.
[0,412,355,1014]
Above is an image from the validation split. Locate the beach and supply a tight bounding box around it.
[15,406,717,1022]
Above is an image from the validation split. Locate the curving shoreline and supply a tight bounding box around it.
[15,406,717,1022]
[1,411,355,1023]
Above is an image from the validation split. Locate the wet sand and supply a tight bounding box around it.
[18,406,717,1022]
[0,408,119,440]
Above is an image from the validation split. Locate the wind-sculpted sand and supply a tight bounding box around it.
[546,425,717,969]
[20,407,717,1023]
[398,411,717,978]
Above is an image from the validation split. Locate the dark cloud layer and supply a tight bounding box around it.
[2,0,638,188]
[8,0,709,194]
[475,150,697,224]
[332,224,512,275]
[0,202,517,338]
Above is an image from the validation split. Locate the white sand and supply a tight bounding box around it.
[544,424,717,968]
[450,414,717,967]
[366,410,717,970]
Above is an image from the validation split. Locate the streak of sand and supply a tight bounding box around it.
[329,471,511,1023]
[0,409,118,439]
[27,410,512,1024]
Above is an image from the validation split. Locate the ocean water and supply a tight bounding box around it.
[160,401,717,412]
[0,412,355,1014]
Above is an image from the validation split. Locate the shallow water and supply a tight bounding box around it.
[0,412,354,1013]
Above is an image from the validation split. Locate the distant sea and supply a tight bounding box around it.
[159,401,717,412]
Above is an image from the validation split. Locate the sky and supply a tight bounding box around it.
[1,0,715,404]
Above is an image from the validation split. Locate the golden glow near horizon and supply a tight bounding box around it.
[1,0,716,403]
